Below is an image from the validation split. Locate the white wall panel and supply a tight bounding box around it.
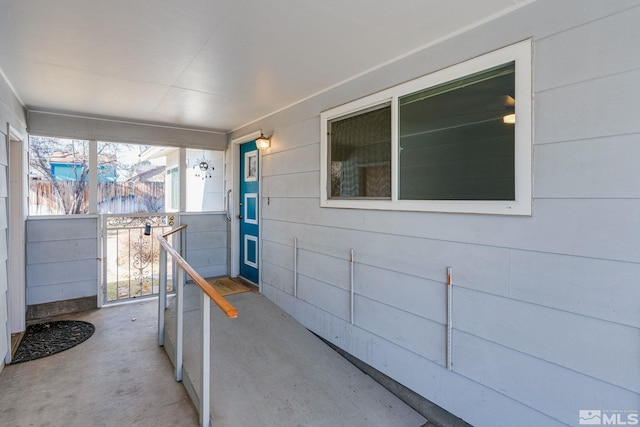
[297,275,350,321]
[269,117,319,153]
[28,110,226,150]
[231,2,640,425]
[265,197,640,263]
[509,250,640,327]
[262,240,294,271]
[26,280,96,305]
[0,291,6,365]
[454,288,640,392]
[261,171,319,199]
[183,214,228,277]
[0,69,26,368]
[455,331,639,426]
[184,230,226,250]
[27,259,97,288]
[536,69,640,145]
[263,283,565,427]
[535,5,640,92]
[26,217,98,305]
[298,249,350,291]
[182,213,228,232]
[0,165,6,198]
[0,198,6,231]
[0,260,6,295]
[261,261,294,294]
[26,239,96,264]
[355,296,445,365]
[27,217,97,241]
[261,143,319,177]
[354,264,446,324]
[191,265,227,280]
[185,248,227,270]
[534,134,640,198]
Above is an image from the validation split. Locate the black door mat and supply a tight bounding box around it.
[11,320,95,364]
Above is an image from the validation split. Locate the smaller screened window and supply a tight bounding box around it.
[328,103,392,199]
[320,40,531,215]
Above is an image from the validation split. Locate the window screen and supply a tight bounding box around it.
[328,103,392,199]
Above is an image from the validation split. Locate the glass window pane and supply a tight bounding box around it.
[328,103,392,199]
[96,142,166,214]
[163,167,178,211]
[399,62,516,201]
[29,136,90,215]
[185,149,224,212]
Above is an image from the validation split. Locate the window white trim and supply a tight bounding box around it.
[244,235,258,269]
[320,40,532,216]
[244,193,258,225]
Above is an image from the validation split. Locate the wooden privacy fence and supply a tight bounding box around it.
[29,180,165,214]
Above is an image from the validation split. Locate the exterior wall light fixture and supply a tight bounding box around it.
[256,132,271,149]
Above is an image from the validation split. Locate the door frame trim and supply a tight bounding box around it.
[230,131,262,290]
[6,123,26,363]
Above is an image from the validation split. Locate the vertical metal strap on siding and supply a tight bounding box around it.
[200,290,211,427]
[158,247,167,347]
[294,238,298,298]
[446,267,453,371]
[350,249,355,325]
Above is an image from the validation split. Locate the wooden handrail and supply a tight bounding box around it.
[161,223,188,237]
[158,226,238,319]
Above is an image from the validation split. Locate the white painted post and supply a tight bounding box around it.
[181,225,187,283]
[201,290,211,427]
[158,247,167,347]
[176,263,184,382]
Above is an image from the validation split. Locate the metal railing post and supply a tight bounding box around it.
[201,290,211,427]
[181,226,187,259]
[176,263,184,382]
[156,224,237,426]
[158,247,167,347]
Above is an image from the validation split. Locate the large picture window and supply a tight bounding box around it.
[320,40,531,215]
[29,137,91,215]
[28,138,224,216]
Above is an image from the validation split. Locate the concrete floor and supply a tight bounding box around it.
[0,300,199,427]
[165,285,427,427]
[0,289,429,427]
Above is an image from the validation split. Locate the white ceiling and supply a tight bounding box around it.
[0,0,532,132]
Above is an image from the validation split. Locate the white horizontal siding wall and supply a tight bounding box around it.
[182,213,228,279]
[0,132,8,367]
[25,213,227,307]
[230,1,640,426]
[26,217,98,305]
[0,70,27,369]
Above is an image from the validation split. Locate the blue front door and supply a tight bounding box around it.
[239,141,259,283]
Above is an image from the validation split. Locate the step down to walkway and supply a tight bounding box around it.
[164,285,426,426]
